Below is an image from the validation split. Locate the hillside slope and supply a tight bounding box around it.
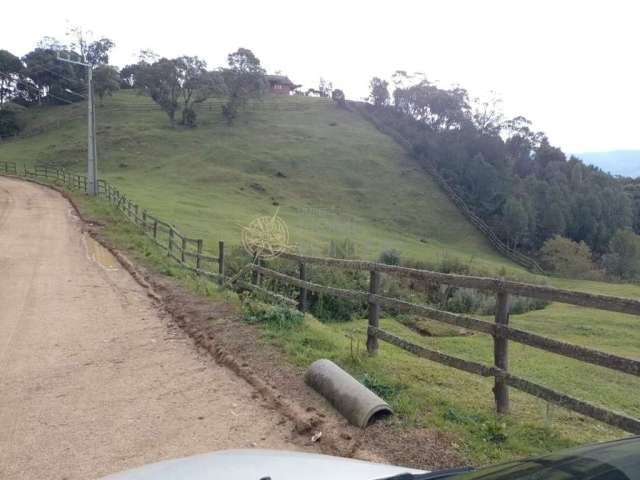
[0,91,514,273]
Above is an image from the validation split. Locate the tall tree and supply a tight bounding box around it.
[136,56,224,127]
[368,77,390,106]
[602,229,640,279]
[136,58,181,127]
[93,65,120,105]
[502,198,528,248]
[22,47,85,104]
[0,50,23,105]
[318,77,332,97]
[67,26,115,65]
[331,88,346,107]
[175,56,225,127]
[221,48,266,125]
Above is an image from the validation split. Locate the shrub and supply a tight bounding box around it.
[0,109,21,138]
[327,238,357,259]
[602,229,640,280]
[378,248,401,266]
[308,266,367,322]
[242,299,303,329]
[445,287,548,315]
[540,235,600,278]
[438,254,472,275]
[445,288,487,314]
[361,373,404,400]
[181,106,197,127]
[332,88,346,107]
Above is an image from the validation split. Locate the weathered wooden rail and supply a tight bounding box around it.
[249,256,640,434]
[4,162,639,434]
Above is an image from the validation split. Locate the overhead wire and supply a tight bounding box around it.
[0,70,78,105]
[19,63,88,99]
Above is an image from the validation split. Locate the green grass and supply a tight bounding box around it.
[256,306,639,464]
[70,188,640,466]
[3,92,640,465]
[0,91,514,274]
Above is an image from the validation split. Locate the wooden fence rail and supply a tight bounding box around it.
[5,164,640,434]
[250,261,640,434]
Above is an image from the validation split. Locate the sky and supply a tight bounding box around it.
[2,0,639,153]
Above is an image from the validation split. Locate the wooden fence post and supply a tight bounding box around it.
[142,210,147,231]
[493,290,510,414]
[298,262,308,312]
[196,239,203,270]
[367,270,380,354]
[134,204,139,224]
[218,241,225,285]
[168,227,174,256]
[181,237,187,263]
[251,254,259,285]
[153,219,158,240]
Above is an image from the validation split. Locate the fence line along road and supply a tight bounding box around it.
[3,161,639,435]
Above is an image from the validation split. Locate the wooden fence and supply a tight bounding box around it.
[3,162,640,435]
[250,253,640,434]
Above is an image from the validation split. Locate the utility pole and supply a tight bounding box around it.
[57,53,97,196]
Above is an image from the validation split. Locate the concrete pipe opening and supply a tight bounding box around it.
[304,359,393,428]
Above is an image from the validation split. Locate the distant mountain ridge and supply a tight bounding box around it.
[576,150,640,178]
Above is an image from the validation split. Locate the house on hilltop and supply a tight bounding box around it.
[266,75,299,95]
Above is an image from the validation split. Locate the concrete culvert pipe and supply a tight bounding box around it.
[304,359,393,428]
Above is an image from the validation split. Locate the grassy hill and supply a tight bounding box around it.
[0,91,515,274]
[2,91,640,463]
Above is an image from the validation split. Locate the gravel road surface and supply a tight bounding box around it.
[0,177,305,479]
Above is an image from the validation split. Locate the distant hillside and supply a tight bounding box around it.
[577,150,640,178]
[0,91,516,273]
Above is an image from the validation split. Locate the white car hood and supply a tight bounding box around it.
[101,449,426,480]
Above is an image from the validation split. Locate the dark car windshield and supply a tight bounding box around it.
[451,438,639,480]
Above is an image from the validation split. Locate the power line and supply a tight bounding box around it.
[0,71,77,105]
[24,62,87,88]
[20,62,88,99]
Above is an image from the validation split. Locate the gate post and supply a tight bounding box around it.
[298,262,308,312]
[218,241,225,285]
[196,239,203,270]
[168,227,174,256]
[493,290,510,414]
[366,270,380,354]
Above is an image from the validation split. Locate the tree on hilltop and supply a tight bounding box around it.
[368,77,389,106]
[221,48,266,125]
[93,65,120,105]
[0,50,23,106]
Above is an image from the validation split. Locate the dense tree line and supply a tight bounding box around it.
[366,72,635,272]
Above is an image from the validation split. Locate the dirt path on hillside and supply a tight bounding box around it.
[0,177,310,479]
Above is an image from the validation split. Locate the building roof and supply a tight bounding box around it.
[266,75,299,88]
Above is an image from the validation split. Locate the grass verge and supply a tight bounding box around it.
[60,183,639,466]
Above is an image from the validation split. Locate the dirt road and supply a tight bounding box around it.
[0,177,306,479]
